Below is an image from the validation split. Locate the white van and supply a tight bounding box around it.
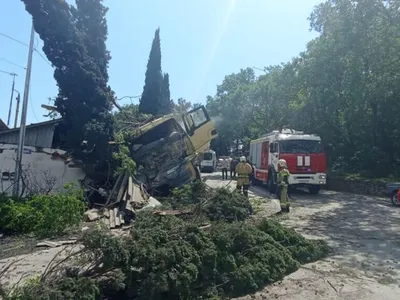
[200,150,217,173]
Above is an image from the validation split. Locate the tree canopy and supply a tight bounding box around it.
[207,0,400,177]
[21,0,115,175]
[139,28,173,115]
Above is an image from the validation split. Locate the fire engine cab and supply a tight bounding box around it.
[249,129,327,195]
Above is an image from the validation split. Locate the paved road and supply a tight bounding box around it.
[203,171,400,300]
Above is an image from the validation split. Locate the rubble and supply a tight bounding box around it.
[84,170,162,229]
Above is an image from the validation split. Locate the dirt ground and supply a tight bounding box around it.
[1,173,399,299]
[205,172,400,300]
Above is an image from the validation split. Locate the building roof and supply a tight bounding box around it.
[0,119,8,132]
[0,119,62,148]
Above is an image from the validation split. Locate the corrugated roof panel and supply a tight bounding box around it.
[0,123,56,148]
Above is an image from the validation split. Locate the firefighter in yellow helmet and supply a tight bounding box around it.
[277,159,291,213]
[235,156,253,197]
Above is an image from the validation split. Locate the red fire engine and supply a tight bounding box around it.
[249,129,327,195]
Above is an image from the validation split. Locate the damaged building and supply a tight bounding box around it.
[0,119,85,196]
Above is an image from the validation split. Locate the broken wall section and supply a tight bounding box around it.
[0,144,85,196]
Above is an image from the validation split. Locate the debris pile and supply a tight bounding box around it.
[83,171,162,229]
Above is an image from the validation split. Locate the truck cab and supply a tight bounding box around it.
[129,106,218,194]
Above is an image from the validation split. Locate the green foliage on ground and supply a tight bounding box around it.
[3,182,329,300]
[207,0,400,177]
[202,187,253,222]
[2,275,99,300]
[0,185,86,237]
[162,181,252,222]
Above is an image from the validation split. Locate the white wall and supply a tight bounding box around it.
[0,143,85,196]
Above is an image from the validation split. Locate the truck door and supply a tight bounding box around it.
[182,106,218,153]
[269,142,279,170]
[261,141,269,169]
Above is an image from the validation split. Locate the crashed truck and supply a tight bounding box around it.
[129,105,218,194]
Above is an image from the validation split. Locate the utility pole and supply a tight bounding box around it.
[14,92,21,128]
[13,23,35,197]
[7,73,18,127]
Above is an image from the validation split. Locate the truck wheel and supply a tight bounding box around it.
[391,190,400,207]
[309,185,321,195]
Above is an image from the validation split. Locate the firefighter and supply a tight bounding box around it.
[277,159,290,213]
[235,156,252,197]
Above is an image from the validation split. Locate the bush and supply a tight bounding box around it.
[0,184,86,237]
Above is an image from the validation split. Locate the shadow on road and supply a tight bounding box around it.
[288,190,400,277]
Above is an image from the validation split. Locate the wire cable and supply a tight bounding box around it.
[0,58,26,70]
[0,31,53,67]
[0,69,15,75]
[0,32,29,47]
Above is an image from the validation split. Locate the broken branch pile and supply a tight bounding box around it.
[2,182,330,300]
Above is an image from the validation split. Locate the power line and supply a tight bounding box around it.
[0,69,16,76]
[0,58,26,70]
[0,31,53,67]
[33,48,52,67]
[0,32,29,47]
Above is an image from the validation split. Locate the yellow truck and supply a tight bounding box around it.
[129,105,217,194]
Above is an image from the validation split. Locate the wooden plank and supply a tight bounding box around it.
[119,210,125,224]
[114,207,121,227]
[127,176,133,200]
[132,183,145,203]
[105,173,122,207]
[109,209,116,229]
[115,172,129,205]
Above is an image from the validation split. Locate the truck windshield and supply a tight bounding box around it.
[279,140,323,154]
[203,153,213,160]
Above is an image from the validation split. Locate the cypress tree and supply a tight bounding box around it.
[139,28,163,115]
[160,72,173,114]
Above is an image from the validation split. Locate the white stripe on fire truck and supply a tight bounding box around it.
[297,156,303,166]
[304,156,311,166]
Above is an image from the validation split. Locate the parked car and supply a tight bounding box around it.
[386,182,400,207]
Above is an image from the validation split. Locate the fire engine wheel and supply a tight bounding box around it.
[391,190,400,207]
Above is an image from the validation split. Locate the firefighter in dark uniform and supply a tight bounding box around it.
[277,159,291,213]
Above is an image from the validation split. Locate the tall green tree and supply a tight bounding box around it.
[207,0,400,177]
[139,28,172,115]
[21,0,115,175]
[160,72,173,114]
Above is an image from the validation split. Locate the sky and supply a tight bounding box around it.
[0,0,323,126]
